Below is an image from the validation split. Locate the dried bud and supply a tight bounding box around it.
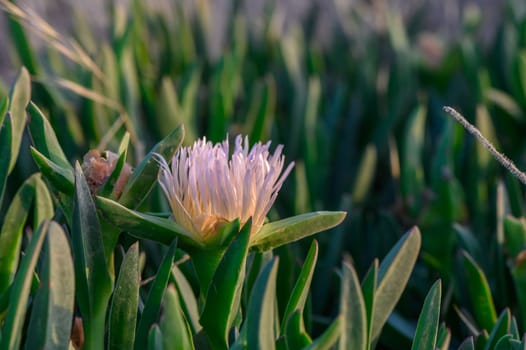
[81,150,132,199]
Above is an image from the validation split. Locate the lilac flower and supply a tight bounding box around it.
[157,135,294,244]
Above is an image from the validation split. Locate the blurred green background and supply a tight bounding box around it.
[2,0,526,347]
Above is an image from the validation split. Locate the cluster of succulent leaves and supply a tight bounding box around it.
[2,0,526,348]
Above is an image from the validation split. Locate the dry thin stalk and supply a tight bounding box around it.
[443,106,526,185]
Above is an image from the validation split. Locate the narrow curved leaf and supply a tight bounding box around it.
[411,280,442,350]
[0,176,35,294]
[160,285,195,350]
[8,67,31,172]
[109,243,140,350]
[462,251,497,331]
[30,147,74,194]
[200,221,251,349]
[284,311,312,349]
[281,240,318,335]
[0,220,48,350]
[72,162,112,350]
[25,222,75,350]
[27,101,71,170]
[119,125,184,208]
[147,325,163,350]
[96,196,198,247]
[305,316,342,350]
[0,112,12,204]
[484,309,511,350]
[251,211,346,252]
[371,227,421,344]
[135,241,178,350]
[247,258,279,350]
[339,261,367,350]
[172,264,201,333]
[458,337,475,350]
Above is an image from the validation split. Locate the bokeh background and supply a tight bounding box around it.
[2,0,526,347]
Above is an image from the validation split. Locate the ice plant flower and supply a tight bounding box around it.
[157,135,294,245]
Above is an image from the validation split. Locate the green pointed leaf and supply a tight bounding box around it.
[72,162,113,350]
[462,251,497,331]
[362,259,378,349]
[0,175,38,294]
[147,325,163,350]
[503,216,526,259]
[251,211,346,252]
[411,280,442,350]
[0,96,8,126]
[135,241,178,350]
[8,67,31,172]
[119,125,184,208]
[0,220,48,350]
[436,323,451,350]
[484,309,511,350]
[512,252,526,328]
[459,337,475,350]
[96,196,198,247]
[339,261,367,350]
[200,221,251,349]
[494,335,514,350]
[284,311,312,349]
[171,264,201,334]
[160,285,195,350]
[371,227,421,344]
[25,222,75,350]
[27,101,71,170]
[247,258,279,350]
[0,113,12,204]
[109,243,140,350]
[30,147,74,194]
[305,316,342,350]
[281,240,318,335]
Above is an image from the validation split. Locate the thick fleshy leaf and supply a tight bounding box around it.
[284,311,312,349]
[109,243,140,350]
[27,101,71,170]
[25,222,75,350]
[160,285,195,350]
[0,113,12,204]
[30,147,74,194]
[0,175,33,295]
[371,227,421,344]
[362,259,378,349]
[462,251,497,331]
[135,241,178,350]
[0,220,48,350]
[436,323,452,350]
[119,125,184,208]
[250,211,346,252]
[484,309,511,350]
[503,216,526,259]
[411,280,442,350]
[200,221,251,349]
[458,337,475,350]
[512,253,526,328]
[96,196,198,247]
[0,96,8,126]
[7,67,31,172]
[147,325,163,350]
[281,240,318,335]
[339,261,367,350]
[247,258,279,350]
[171,264,201,333]
[72,162,113,350]
[305,316,342,350]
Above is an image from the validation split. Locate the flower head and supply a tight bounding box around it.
[157,135,294,244]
